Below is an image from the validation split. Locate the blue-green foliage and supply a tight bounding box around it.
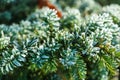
[0,0,120,80]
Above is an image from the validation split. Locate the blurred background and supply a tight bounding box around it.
[0,0,120,25]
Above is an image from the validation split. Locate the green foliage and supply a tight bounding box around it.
[0,0,120,80]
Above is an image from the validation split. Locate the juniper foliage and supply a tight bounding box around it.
[0,0,120,80]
